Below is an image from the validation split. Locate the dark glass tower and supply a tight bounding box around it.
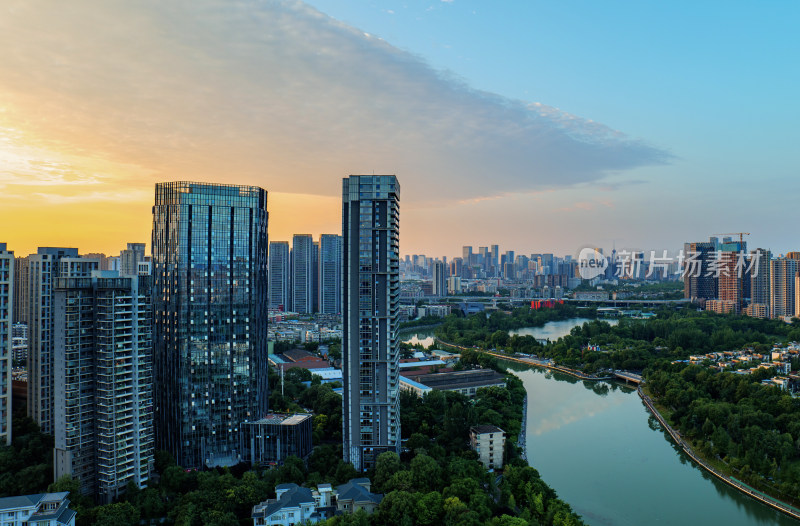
[152,181,268,469]
[342,175,400,471]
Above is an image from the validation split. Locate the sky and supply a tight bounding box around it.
[0,0,797,259]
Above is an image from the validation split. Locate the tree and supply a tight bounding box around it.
[374,451,403,492]
[376,491,417,526]
[94,502,140,526]
[410,454,441,492]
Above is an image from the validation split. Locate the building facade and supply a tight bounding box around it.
[241,413,313,467]
[683,241,717,302]
[152,181,268,469]
[269,241,290,311]
[119,243,146,277]
[342,175,401,471]
[432,260,447,297]
[0,244,12,445]
[0,492,76,526]
[291,235,314,314]
[750,248,771,318]
[53,273,153,502]
[318,234,342,314]
[771,257,798,319]
[25,248,97,435]
[470,425,505,470]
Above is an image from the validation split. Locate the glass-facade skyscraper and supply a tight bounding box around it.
[152,181,268,469]
[342,175,400,471]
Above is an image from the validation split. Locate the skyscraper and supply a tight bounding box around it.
[152,181,268,469]
[342,175,400,471]
[53,272,153,502]
[462,246,473,267]
[291,234,314,314]
[318,234,342,314]
[490,244,499,276]
[749,248,771,318]
[683,241,717,302]
[268,241,290,311]
[432,260,447,297]
[0,244,13,445]
[25,248,97,434]
[13,257,27,325]
[119,243,146,276]
[770,257,798,320]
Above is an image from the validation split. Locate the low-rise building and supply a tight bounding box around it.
[252,484,320,526]
[241,413,313,467]
[400,368,506,398]
[251,479,382,526]
[334,478,383,515]
[0,492,76,526]
[470,425,505,470]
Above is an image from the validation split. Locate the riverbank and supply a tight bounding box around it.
[638,386,800,521]
[397,321,443,334]
[435,336,613,382]
[517,394,527,463]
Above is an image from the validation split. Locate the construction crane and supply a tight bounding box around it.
[714,232,750,245]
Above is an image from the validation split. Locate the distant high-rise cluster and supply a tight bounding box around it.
[683,235,800,320]
[268,234,343,314]
[400,245,584,300]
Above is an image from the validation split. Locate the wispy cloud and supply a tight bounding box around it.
[31,190,151,205]
[0,0,672,205]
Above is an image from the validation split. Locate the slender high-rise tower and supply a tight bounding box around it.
[318,234,342,314]
[152,181,268,469]
[750,248,771,317]
[26,248,97,434]
[53,272,153,502]
[268,241,290,311]
[342,175,400,471]
[291,235,314,314]
[432,260,447,297]
[0,243,13,445]
[771,257,798,320]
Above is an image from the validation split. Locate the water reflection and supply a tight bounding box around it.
[508,317,619,341]
[503,360,795,525]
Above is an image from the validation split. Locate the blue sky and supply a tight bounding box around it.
[300,0,800,254]
[0,0,796,257]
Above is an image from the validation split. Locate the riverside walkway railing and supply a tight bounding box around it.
[638,386,800,521]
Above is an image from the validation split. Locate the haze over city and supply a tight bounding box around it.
[1,0,797,257]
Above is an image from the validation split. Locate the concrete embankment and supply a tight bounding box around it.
[638,387,800,521]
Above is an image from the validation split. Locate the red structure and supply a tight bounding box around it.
[530,299,564,310]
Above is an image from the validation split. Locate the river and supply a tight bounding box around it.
[402,318,797,524]
[508,317,618,341]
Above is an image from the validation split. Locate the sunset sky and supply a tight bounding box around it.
[1,1,797,258]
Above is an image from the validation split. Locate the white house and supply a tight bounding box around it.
[0,492,76,526]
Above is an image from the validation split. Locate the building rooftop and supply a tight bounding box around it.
[402,369,506,391]
[249,413,312,426]
[253,484,315,519]
[335,479,383,505]
[471,425,505,435]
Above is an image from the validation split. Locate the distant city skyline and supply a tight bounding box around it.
[1,2,797,258]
